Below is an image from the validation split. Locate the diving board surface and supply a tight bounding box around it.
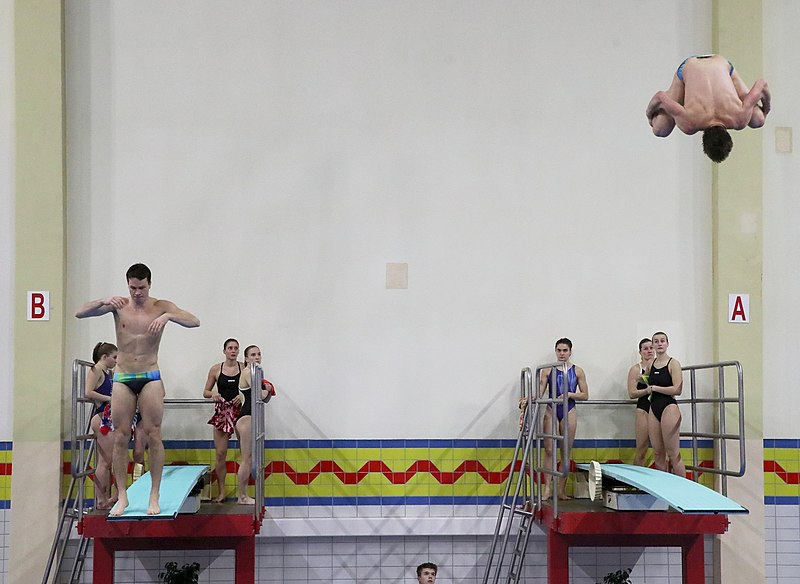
[576,463,747,514]
[108,465,208,521]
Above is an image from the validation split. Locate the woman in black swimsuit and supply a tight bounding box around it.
[626,338,654,466]
[645,331,686,476]
[203,338,244,502]
[236,345,275,504]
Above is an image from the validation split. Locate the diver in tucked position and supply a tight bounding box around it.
[646,54,770,162]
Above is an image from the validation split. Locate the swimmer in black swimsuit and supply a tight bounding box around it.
[203,338,245,503]
[237,344,275,505]
[626,338,655,467]
[644,332,686,477]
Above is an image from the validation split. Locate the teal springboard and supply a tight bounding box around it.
[576,463,748,514]
[107,464,208,521]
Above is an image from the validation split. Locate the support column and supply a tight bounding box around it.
[711,1,765,583]
[9,1,67,582]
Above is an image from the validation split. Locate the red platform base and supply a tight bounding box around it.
[79,505,263,584]
[538,501,730,584]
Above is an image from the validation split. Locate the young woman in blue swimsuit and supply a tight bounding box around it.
[539,338,589,500]
[85,342,118,509]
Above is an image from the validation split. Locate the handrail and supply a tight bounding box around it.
[48,358,272,584]
[550,360,745,495]
[250,362,267,525]
[681,360,745,493]
[526,361,570,518]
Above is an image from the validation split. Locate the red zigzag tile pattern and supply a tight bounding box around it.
[64,459,723,486]
[764,461,800,485]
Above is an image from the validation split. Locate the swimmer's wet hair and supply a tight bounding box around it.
[702,126,733,163]
[223,338,239,350]
[638,338,652,351]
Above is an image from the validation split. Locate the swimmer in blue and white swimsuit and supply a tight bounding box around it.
[539,338,589,500]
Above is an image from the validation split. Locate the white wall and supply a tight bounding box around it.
[65,1,713,441]
[0,0,14,440]
[763,1,800,437]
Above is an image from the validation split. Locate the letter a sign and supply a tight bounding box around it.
[728,293,749,324]
[27,290,50,321]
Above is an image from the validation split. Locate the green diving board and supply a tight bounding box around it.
[108,465,208,521]
[576,463,748,515]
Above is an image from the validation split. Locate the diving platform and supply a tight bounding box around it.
[576,463,748,514]
[106,465,208,521]
[80,501,260,584]
[538,497,730,584]
[79,464,263,584]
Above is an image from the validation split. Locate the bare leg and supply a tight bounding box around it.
[648,410,668,472]
[633,409,650,466]
[557,408,578,500]
[235,416,255,504]
[659,404,685,477]
[91,414,115,509]
[137,381,165,515]
[109,384,137,516]
[132,414,147,468]
[212,429,231,502]
[541,409,554,500]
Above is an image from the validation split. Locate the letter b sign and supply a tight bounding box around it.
[27,291,50,321]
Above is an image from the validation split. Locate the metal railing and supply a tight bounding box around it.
[577,360,745,495]
[483,359,746,584]
[250,362,269,525]
[481,362,569,584]
[527,361,573,519]
[681,360,745,493]
[41,359,96,584]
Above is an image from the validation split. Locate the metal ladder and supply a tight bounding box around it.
[42,359,97,584]
[250,362,270,525]
[482,363,570,584]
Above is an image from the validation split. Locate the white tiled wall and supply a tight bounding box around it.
[766,504,800,584]
[11,504,793,583]
[0,509,7,584]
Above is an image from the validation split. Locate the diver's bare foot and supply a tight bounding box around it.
[96,500,112,511]
[147,494,160,515]
[558,493,572,501]
[541,486,552,500]
[212,493,226,503]
[109,494,129,517]
[237,495,255,505]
